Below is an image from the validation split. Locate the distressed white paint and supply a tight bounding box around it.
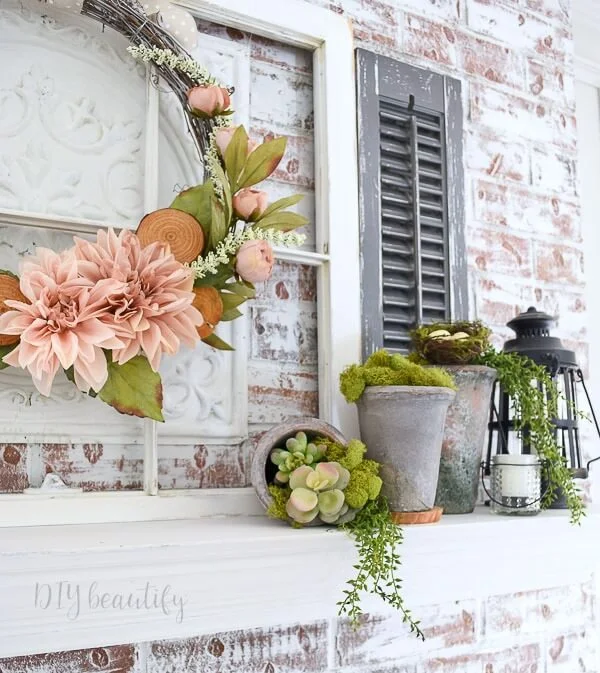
[0,507,597,658]
[173,0,362,436]
[0,0,360,524]
[0,6,250,477]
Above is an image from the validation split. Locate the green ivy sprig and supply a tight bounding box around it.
[477,349,586,524]
[339,497,424,640]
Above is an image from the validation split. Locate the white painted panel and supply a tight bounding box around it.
[0,6,249,447]
[0,1,146,226]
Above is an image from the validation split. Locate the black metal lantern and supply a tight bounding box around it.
[486,306,600,508]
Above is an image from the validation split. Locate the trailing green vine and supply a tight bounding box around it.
[339,496,424,639]
[265,432,423,638]
[476,349,585,525]
[410,320,586,525]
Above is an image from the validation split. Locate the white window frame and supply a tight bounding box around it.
[0,0,361,527]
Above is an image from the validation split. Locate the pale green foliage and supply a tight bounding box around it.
[286,462,353,524]
[270,431,326,484]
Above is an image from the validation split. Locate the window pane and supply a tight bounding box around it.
[156,23,319,489]
[157,260,319,489]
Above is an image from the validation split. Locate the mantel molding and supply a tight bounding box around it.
[0,508,598,658]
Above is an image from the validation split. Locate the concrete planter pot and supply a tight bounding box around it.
[356,386,456,514]
[250,417,346,516]
[434,366,497,514]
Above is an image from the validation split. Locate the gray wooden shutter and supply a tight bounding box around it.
[357,50,467,358]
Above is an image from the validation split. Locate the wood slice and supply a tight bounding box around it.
[390,506,443,525]
[192,286,223,339]
[0,272,27,346]
[137,208,204,264]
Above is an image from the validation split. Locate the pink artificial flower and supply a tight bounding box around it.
[73,229,204,371]
[214,126,258,158]
[0,248,124,396]
[235,240,274,283]
[233,188,269,221]
[187,86,231,117]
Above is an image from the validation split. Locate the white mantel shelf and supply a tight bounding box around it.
[0,507,599,658]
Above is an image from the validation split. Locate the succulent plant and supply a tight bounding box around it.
[270,431,326,484]
[285,462,355,524]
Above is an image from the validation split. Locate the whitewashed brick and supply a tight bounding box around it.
[531,146,578,195]
[467,0,569,60]
[250,63,313,135]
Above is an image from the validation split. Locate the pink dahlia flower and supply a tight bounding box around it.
[0,248,124,396]
[73,229,203,371]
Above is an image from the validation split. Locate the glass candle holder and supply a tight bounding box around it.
[490,454,541,516]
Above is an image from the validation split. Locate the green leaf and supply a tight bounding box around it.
[221,307,243,322]
[258,194,304,220]
[202,333,235,351]
[98,355,164,422]
[226,281,256,298]
[224,125,249,193]
[208,198,228,250]
[220,292,246,312]
[255,210,309,232]
[171,183,212,251]
[0,342,17,370]
[212,160,233,224]
[238,136,287,189]
[193,262,235,289]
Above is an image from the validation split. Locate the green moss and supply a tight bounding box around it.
[339,364,366,403]
[266,484,291,521]
[315,437,366,471]
[364,350,393,368]
[345,467,383,510]
[340,349,456,403]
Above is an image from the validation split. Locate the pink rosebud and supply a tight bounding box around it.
[215,126,259,158]
[187,86,231,116]
[233,188,268,221]
[235,240,274,283]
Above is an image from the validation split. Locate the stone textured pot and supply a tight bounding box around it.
[250,417,346,515]
[434,366,497,514]
[356,386,456,514]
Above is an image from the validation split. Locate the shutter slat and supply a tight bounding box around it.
[377,97,449,353]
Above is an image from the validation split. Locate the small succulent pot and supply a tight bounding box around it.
[250,417,347,517]
[434,366,497,514]
[356,386,455,514]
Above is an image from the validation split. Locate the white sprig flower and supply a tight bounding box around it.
[127,45,224,87]
[188,227,306,279]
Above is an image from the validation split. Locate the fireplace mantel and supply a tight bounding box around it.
[1,504,599,658]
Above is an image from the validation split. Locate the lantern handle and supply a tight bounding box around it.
[575,369,600,472]
[480,462,550,510]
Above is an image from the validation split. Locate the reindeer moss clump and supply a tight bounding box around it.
[340,349,456,403]
[320,437,367,470]
[267,484,291,521]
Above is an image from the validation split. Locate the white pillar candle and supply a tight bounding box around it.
[492,454,540,498]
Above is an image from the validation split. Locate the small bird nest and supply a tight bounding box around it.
[411,321,491,365]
